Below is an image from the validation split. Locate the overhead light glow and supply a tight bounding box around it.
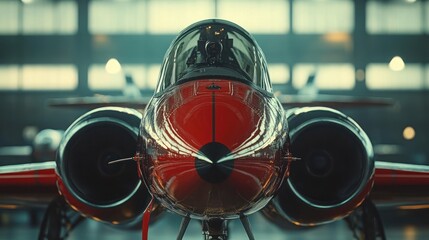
[405,0,417,3]
[389,56,405,71]
[403,126,415,140]
[21,0,34,4]
[323,32,351,43]
[404,225,417,240]
[105,58,122,74]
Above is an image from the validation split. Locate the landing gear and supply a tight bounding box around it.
[202,218,228,240]
[240,215,255,240]
[176,215,191,240]
[346,199,386,240]
[175,216,255,240]
[38,196,85,240]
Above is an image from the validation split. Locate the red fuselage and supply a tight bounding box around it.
[139,79,289,219]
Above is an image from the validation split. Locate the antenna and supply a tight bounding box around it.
[108,156,141,165]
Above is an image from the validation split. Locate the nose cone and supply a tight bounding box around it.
[141,79,288,219]
[196,142,233,184]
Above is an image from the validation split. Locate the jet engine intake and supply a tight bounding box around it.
[270,107,374,226]
[56,107,150,224]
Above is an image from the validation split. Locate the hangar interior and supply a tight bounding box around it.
[0,0,429,239]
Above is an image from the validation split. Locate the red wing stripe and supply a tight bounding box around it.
[0,162,56,174]
[0,162,57,186]
[375,161,429,186]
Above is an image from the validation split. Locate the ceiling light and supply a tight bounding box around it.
[403,126,415,140]
[389,56,405,71]
[105,58,122,74]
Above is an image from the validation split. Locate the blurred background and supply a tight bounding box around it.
[0,0,428,239]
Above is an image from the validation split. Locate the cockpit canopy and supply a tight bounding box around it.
[155,19,272,93]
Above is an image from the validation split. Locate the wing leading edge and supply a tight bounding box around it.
[372,161,429,207]
[2,160,429,209]
[0,161,58,209]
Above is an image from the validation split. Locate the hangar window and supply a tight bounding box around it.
[0,0,77,35]
[426,65,429,89]
[146,0,288,34]
[147,0,215,34]
[89,0,146,34]
[0,1,19,34]
[366,64,424,90]
[366,1,423,34]
[0,65,19,90]
[89,64,146,90]
[217,0,289,34]
[292,64,355,90]
[0,65,77,90]
[293,0,354,33]
[147,64,161,90]
[22,1,77,34]
[88,64,160,90]
[22,65,77,90]
[427,2,429,33]
[268,64,290,84]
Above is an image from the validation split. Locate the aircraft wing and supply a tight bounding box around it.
[47,96,151,109]
[371,161,429,207]
[1,160,429,209]
[1,159,429,240]
[0,161,58,209]
[277,94,394,108]
[47,94,393,109]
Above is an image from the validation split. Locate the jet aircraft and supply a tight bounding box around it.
[1,19,429,240]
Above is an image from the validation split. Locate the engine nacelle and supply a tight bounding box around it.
[269,107,374,226]
[56,107,150,225]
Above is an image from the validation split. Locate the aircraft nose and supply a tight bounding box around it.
[195,142,233,184]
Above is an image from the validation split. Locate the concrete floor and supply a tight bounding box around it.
[1,207,429,240]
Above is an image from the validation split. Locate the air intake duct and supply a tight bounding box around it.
[56,107,150,225]
[269,107,374,226]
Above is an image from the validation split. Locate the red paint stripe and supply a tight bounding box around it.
[142,197,154,240]
[375,168,429,186]
[0,169,57,186]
